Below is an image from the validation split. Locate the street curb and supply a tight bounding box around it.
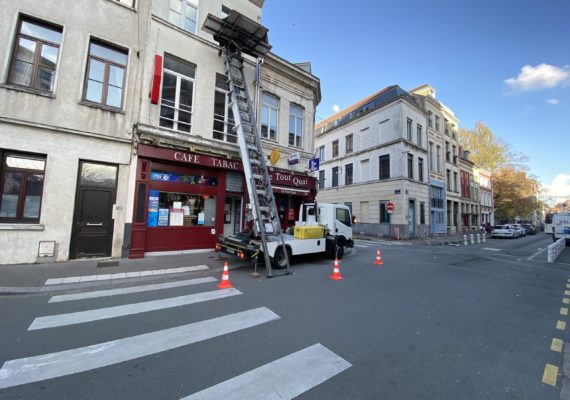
[0,260,252,296]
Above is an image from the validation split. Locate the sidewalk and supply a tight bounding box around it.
[0,250,251,295]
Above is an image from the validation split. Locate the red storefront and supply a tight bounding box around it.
[129,144,316,258]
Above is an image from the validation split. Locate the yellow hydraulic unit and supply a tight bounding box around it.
[294,226,325,239]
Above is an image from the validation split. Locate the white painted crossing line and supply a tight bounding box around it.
[29,288,241,330]
[0,307,279,389]
[48,277,217,303]
[355,244,370,248]
[482,247,502,252]
[44,265,209,285]
[182,343,351,400]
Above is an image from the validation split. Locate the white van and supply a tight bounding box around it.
[552,213,570,245]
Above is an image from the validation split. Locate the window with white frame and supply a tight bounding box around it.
[435,115,440,131]
[436,145,442,173]
[169,0,199,34]
[261,92,278,140]
[9,16,62,92]
[318,145,325,162]
[288,103,303,148]
[406,118,412,140]
[428,111,433,128]
[212,74,235,143]
[160,54,195,133]
[318,170,325,189]
[428,142,434,171]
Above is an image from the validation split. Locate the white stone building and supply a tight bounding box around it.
[315,86,429,239]
[0,0,146,264]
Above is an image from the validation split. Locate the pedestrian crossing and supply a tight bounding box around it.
[0,270,351,397]
[353,239,412,247]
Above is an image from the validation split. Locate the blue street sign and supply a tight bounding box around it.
[309,158,320,172]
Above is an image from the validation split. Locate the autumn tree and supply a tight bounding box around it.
[459,121,527,173]
[459,121,539,222]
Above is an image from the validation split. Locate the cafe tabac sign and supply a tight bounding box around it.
[138,144,314,189]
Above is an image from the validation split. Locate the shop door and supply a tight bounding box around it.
[223,196,242,236]
[70,161,118,259]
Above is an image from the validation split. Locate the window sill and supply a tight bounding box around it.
[0,223,45,231]
[79,100,125,114]
[0,83,55,99]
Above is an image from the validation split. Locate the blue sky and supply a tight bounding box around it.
[262,0,570,201]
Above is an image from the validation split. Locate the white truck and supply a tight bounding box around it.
[215,202,354,270]
[552,212,570,245]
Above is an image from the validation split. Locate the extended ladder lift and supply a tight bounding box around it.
[203,11,291,277]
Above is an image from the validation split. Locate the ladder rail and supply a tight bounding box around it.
[223,48,291,276]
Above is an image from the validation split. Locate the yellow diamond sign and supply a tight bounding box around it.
[269,148,280,166]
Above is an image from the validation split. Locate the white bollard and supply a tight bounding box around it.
[463,235,468,245]
[477,233,481,244]
[470,233,475,245]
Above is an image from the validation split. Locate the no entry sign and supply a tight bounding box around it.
[386,202,395,213]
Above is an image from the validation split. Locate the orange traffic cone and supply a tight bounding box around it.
[330,258,343,280]
[217,261,233,289]
[375,249,383,265]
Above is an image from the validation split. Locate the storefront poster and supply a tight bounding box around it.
[197,212,205,225]
[147,190,159,227]
[158,208,169,226]
[170,209,184,226]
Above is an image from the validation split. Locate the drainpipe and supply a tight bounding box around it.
[254,57,264,122]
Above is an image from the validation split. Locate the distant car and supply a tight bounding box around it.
[521,224,536,235]
[512,224,526,237]
[491,224,517,239]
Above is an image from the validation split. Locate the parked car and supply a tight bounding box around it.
[512,224,525,237]
[491,224,518,239]
[522,224,537,235]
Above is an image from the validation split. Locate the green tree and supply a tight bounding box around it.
[459,122,528,173]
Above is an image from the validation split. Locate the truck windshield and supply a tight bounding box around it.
[336,208,352,227]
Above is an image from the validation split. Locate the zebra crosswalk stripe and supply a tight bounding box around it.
[0,307,280,390]
[182,343,351,400]
[48,277,218,303]
[29,288,242,330]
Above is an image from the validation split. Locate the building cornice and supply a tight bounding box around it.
[0,116,132,144]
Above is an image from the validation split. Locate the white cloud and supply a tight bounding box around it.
[547,98,559,105]
[543,173,570,203]
[332,104,340,113]
[504,64,569,91]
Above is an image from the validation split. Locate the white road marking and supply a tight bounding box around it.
[44,265,209,285]
[527,247,548,261]
[48,277,218,303]
[482,248,502,252]
[0,307,279,390]
[355,244,369,248]
[29,288,241,330]
[182,343,351,400]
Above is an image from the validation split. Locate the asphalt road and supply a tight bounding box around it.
[0,234,568,399]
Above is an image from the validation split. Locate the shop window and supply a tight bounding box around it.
[84,39,128,109]
[212,74,236,143]
[147,190,216,227]
[0,150,46,223]
[288,103,303,148]
[160,54,195,133]
[261,92,278,140]
[9,16,62,92]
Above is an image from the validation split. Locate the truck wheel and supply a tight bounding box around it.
[272,247,290,270]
